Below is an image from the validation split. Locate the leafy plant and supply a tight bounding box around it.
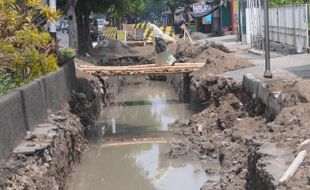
[0,0,60,89]
[60,48,76,60]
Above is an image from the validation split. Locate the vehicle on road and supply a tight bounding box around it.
[60,19,69,34]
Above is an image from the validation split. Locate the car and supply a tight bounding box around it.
[56,21,61,31]
[97,19,106,33]
[60,21,69,34]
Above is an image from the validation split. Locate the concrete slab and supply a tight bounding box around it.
[221,53,310,81]
[0,91,28,160]
[19,79,47,131]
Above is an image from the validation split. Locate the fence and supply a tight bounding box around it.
[246,4,309,51]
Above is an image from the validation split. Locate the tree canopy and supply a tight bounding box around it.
[266,0,310,6]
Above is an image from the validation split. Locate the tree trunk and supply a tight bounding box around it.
[75,0,92,55]
[67,0,78,50]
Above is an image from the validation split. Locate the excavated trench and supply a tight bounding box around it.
[67,76,214,190]
[68,68,310,190]
[1,67,306,190]
[1,39,308,190]
[67,39,309,189]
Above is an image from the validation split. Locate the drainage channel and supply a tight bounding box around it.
[68,78,212,190]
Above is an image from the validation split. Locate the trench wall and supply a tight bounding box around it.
[0,60,77,161]
[167,73,191,103]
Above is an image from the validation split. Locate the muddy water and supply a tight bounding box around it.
[101,80,193,136]
[69,79,210,190]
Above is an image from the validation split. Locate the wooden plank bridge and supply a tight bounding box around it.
[75,59,205,76]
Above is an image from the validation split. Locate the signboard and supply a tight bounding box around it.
[192,3,213,14]
[117,30,127,42]
[123,24,134,34]
[202,15,212,24]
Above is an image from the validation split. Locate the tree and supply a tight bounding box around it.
[106,0,147,26]
[269,0,310,6]
[163,0,198,14]
[60,0,147,55]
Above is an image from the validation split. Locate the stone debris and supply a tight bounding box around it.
[0,105,86,190]
[169,74,310,190]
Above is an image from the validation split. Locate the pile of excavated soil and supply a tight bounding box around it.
[90,38,154,66]
[168,76,253,189]
[168,76,310,189]
[173,40,252,76]
[192,48,251,75]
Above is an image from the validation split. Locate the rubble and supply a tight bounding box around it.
[0,105,86,190]
[168,74,310,189]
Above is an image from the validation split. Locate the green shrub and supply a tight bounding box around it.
[60,48,76,60]
[0,72,31,95]
[0,0,60,91]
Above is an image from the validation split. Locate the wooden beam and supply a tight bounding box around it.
[77,63,204,76]
[75,58,204,76]
[78,63,204,69]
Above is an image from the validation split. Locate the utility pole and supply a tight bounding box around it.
[263,0,272,78]
[49,0,57,39]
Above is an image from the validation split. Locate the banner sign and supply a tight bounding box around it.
[117,30,127,42]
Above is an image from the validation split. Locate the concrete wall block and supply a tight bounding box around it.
[0,91,28,160]
[63,60,77,91]
[257,83,268,104]
[43,68,70,114]
[243,74,256,93]
[19,79,48,131]
[243,74,263,97]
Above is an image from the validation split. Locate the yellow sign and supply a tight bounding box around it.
[143,26,176,42]
[117,30,127,42]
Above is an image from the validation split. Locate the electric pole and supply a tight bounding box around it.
[49,0,57,39]
[263,0,272,78]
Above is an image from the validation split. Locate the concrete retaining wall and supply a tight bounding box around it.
[243,73,281,120]
[0,60,76,161]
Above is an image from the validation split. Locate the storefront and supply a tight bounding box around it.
[190,0,235,35]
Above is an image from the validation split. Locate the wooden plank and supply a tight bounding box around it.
[78,63,204,69]
[78,66,202,76]
[75,58,204,76]
[78,64,203,72]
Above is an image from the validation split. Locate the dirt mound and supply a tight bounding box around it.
[90,38,155,66]
[174,40,251,77]
[174,40,231,63]
[169,76,310,189]
[168,78,253,189]
[92,38,138,57]
[277,81,309,107]
[193,48,251,75]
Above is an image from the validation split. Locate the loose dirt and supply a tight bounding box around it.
[168,76,310,189]
[0,105,86,190]
[89,38,154,66]
[172,40,252,77]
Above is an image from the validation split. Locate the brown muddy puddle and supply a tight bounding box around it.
[68,79,211,190]
[69,143,210,190]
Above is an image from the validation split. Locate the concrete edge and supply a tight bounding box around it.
[243,73,281,119]
[0,60,76,161]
